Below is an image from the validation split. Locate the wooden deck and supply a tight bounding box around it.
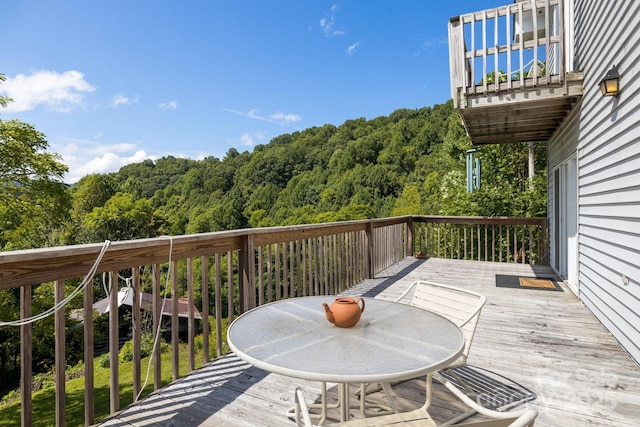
[98,258,640,426]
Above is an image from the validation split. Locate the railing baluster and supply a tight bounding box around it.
[289,241,295,298]
[275,244,281,300]
[282,242,288,299]
[21,285,32,427]
[257,246,264,305]
[266,245,273,303]
[187,258,195,372]
[55,279,65,426]
[215,253,223,358]
[109,270,120,412]
[201,255,210,363]
[518,2,524,86]
[170,261,179,382]
[132,267,141,400]
[301,239,307,296]
[227,251,234,321]
[152,264,162,390]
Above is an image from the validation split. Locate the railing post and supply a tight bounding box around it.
[541,219,549,265]
[239,233,255,311]
[449,16,464,107]
[20,285,32,427]
[365,222,374,279]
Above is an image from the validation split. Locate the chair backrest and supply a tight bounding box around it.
[396,280,486,366]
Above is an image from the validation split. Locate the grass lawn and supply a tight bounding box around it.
[0,333,229,427]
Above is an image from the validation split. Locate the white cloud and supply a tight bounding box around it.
[1,70,95,113]
[55,138,152,183]
[221,107,302,129]
[320,5,345,37]
[240,133,254,146]
[238,130,268,147]
[269,112,302,124]
[110,93,129,107]
[159,100,178,110]
[76,150,149,177]
[109,93,140,108]
[422,38,448,50]
[346,42,360,56]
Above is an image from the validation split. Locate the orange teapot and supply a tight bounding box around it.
[322,297,365,328]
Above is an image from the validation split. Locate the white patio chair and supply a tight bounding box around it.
[435,365,536,426]
[396,281,487,369]
[294,378,539,427]
[357,281,486,404]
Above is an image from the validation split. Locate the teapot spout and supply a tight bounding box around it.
[322,302,335,324]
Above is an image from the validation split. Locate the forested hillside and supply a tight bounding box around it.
[28,100,544,250]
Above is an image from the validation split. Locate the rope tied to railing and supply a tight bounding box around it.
[0,240,112,327]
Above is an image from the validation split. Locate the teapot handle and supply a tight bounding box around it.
[355,297,365,313]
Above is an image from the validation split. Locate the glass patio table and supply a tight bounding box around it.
[227,296,464,423]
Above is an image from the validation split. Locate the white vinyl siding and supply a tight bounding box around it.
[548,0,640,363]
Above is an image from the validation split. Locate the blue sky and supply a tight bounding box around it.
[1,1,503,183]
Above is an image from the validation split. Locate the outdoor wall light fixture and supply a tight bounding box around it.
[599,65,619,97]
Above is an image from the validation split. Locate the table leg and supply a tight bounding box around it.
[338,383,349,422]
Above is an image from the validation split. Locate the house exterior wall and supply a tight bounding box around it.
[548,0,640,363]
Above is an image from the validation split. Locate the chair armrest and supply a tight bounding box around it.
[394,281,418,302]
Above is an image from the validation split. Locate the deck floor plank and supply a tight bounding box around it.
[98,257,640,426]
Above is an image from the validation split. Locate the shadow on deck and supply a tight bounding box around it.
[98,258,640,427]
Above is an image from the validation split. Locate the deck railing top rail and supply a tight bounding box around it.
[0,216,409,290]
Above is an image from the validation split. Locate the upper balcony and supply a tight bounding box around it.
[448,0,584,144]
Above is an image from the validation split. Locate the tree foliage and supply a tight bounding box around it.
[0,79,70,250]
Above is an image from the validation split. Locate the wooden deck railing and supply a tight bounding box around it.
[449,0,565,106]
[0,215,546,426]
[413,216,548,265]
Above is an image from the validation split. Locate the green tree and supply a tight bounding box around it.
[0,78,70,250]
[69,174,118,243]
[82,193,167,242]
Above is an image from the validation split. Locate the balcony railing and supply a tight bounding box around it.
[0,215,546,426]
[448,0,583,144]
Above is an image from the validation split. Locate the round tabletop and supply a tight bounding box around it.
[227,296,464,384]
